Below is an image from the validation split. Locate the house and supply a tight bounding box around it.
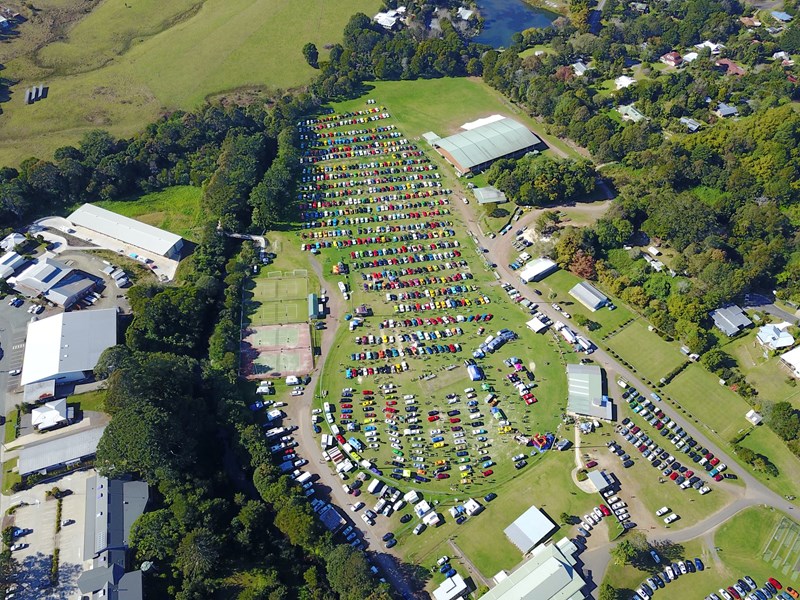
[0,251,26,280]
[0,232,25,252]
[617,104,646,122]
[740,16,762,27]
[433,574,469,600]
[715,59,745,77]
[31,399,70,431]
[456,7,474,19]
[566,364,613,421]
[571,61,590,77]
[660,52,683,67]
[710,305,752,337]
[629,2,648,12]
[772,10,793,22]
[679,117,702,132]
[773,51,792,62]
[504,505,558,554]
[373,6,406,29]
[569,282,608,312]
[682,51,699,63]
[614,75,636,89]
[782,346,800,378]
[756,324,794,350]
[715,103,739,118]
[479,539,586,600]
[746,409,763,426]
[695,40,725,55]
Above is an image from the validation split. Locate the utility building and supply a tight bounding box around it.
[569,282,608,312]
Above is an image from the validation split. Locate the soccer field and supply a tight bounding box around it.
[607,321,686,382]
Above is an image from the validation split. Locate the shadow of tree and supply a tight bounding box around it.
[11,553,82,599]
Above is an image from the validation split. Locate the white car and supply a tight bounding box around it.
[361,514,374,526]
[311,409,322,415]
[350,502,364,512]
[678,561,687,574]
[9,369,21,376]
[664,514,679,524]
[593,507,604,519]
[699,486,710,495]
[462,197,469,204]
[292,390,304,396]
[665,566,674,581]
[656,506,670,517]
[611,502,626,510]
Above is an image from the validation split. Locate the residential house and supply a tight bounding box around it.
[772,10,793,22]
[756,324,795,350]
[715,103,739,118]
[614,75,636,89]
[715,59,745,76]
[695,40,725,55]
[617,104,646,122]
[740,16,762,27]
[679,116,702,132]
[660,51,683,67]
[710,305,752,337]
[572,61,590,77]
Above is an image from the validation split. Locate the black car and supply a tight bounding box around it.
[653,575,665,588]
[382,532,395,542]
[484,492,497,502]
[400,514,412,523]
[652,459,662,468]
[514,460,527,469]
[623,459,634,468]
[723,473,737,480]
[386,538,397,548]
[533,288,542,295]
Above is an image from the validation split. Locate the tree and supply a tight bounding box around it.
[302,42,319,68]
[598,583,618,600]
[700,348,731,374]
[764,401,800,441]
[611,539,638,565]
[176,528,220,581]
[130,508,181,562]
[93,345,134,381]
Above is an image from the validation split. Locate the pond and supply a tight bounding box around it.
[473,0,556,48]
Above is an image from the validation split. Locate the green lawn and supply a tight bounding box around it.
[96,186,204,241]
[606,506,798,596]
[0,0,382,165]
[737,426,800,500]
[3,409,18,443]
[332,78,581,159]
[2,458,20,495]
[70,389,107,413]
[725,332,800,408]
[607,322,687,383]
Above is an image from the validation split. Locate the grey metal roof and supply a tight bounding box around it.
[21,308,117,386]
[569,282,608,311]
[18,425,106,475]
[434,118,541,173]
[504,505,557,554]
[78,566,143,600]
[479,543,586,600]
[587,470,611,492]
[566,364,613,420]
[84,475,150,560]
[710,305,752,336]
[68,203,183,256]
[473,186,508,205]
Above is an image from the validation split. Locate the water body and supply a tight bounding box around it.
[473,0,556,48]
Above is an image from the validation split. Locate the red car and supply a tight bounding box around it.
[386,400,397,405]
[362,390,374,395]
[449,418,461,423]
[670,472,679,481]
[482,469,493,477]
[436,473,450,479]
[714,474,723,481]
[727,586,741,600]
[599,504,611,517]
[769,578,783,590]
[631,426,640,434]
[685,470,694,478]
[586,460,597,468]
[655,422,664,430]
[341,403,352,408]
[336,434,346,445]
[428,415,440,422]
[710,457,720,466]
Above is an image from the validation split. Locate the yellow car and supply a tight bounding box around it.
[435,459,447,466]
[433,441,445,449]
[361,400,374,406]
[363,418,375,424]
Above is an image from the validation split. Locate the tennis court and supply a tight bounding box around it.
[247,275,309,326]
[763,516,800,581]
[253,276,308,301]
[241,324,313,378]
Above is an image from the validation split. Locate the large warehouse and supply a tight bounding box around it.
[10,255,97,308]
[20,308,118,387]
[504,505,558,554]
[68,204,184,259]
[566,364,613,420]
[432,117,542,176]
[569,282,608,312]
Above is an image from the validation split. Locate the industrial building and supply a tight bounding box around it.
[504,505,558,554]
[10,255,97,307]
[78,475,149,600]
[587,470,612,493]
[480,539,586,600]
[568,282,608,312]
[472,186,508,205]
[566,364,613,421]
[431,117,542,176]
[68,204,184,259]
[433,574,469,600]
[710,305,752,337]
[20,308,118,387]
[18,426,106,476]
[0,251,25,279]
[519,258,558,284]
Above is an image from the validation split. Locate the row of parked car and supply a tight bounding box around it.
[635,557,706,599]
[706,576,796,600]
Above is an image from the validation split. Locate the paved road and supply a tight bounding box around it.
[744,292,798,324]
[447,194,799,595]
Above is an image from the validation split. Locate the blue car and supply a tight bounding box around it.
[445,568,457,578]
[439,564,451,574]
[693,557,704,571]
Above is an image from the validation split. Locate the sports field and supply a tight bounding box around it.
[96,186,204,241]
[247,275,308,326]
[242,323,313,377]
[607,321,686,382]
[0,0,382,165]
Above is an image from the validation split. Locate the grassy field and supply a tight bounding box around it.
[96,186,204,241]
[2,458,19,495]
[737,426,800,500]
[3,409,18,443]
[725,331,800,408]
[332,78,582,159]
[606,506,798,597]
[0,0,382,165]
[538,269,635,338]
[607,322,687,383]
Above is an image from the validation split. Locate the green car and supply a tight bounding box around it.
[392,449,404,457]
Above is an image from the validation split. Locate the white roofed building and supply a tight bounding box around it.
[520,258,558,283]
[0,232,25,252]
[21,308,117,387]
[10,255,97,307]
[68,204,184,259]
[569,282,608,311]
[566,364,613,420]
[756,324,794,350]
[781,346,800,378]
[504,505,558,554]
[0,251,25,280]
[31,399,69,431]
[434,574,469,600]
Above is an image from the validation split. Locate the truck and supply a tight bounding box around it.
[296,472,313,484]
[266,409,284,423]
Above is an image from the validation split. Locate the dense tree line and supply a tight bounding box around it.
[485,155,596,206]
